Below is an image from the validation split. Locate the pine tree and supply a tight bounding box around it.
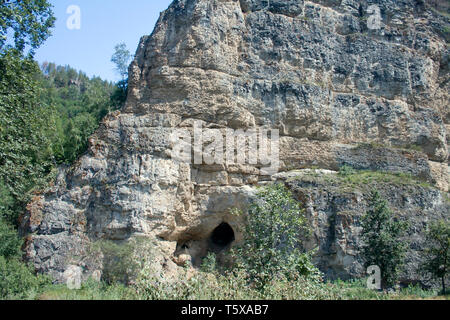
[360,190,408,289]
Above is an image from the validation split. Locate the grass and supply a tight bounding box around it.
[287,168,433,191]
[443,25,450,41]
[336,170,432,189]
[34,276,447,301]
[430,6,450,19]
[37,279,135,300]
[356,142,423,153]
[328,278,448,300]
[444,192,450,204]
[398,144,424,152]
[297,16,310,22]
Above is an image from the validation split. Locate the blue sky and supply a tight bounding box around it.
[35,0,173,82]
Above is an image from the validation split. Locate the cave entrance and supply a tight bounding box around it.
[210,222,235,250]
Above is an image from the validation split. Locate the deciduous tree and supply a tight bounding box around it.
[0,0,55,56]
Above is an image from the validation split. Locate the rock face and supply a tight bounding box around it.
[280,170,448,284]
[21,0,449,285]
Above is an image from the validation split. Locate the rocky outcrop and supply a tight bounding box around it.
[21,0,449,285]
[280,170,448,285]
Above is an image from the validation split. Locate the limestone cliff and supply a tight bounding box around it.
[20,0,449,286]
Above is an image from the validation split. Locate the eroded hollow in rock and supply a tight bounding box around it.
[210,223,235,250]
[173,223,236,267]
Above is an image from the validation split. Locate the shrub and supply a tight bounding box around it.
[0,219,22,259]
[91,238,148,285]
[0,215,51,300]
[0,256,50,300]
[338,165,356,176]
[133,263,198,300]
[200,252,218,273]
[231,183,321,291]
[134,264,336,300]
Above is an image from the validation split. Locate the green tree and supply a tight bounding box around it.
[110,43,131,108]
[63,113,97,163]
[0,256,50,300]
[88,238,150,286]
[38,62,119,164]
[0,0,55,56]
[111,43,131,81]
[110,79,128,109]
[0,189,48,300]
[360,190,408,289]
[421,220,449,294]
[0,50,57,224]
[233,183,320,291]
[0,217,21,259]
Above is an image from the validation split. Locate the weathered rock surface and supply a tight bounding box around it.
[21,0,449,285]
[280,170,449,285]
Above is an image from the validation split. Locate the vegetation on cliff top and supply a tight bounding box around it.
[287,166,434,190]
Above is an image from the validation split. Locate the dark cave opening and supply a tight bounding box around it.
[210,222,235,249]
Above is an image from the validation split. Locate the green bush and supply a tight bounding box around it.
[399,284,439,299]
[134,264,333,300]
[92,239,142,285]
[231,183,321,291]
[0,256,50,300]
[0,219,22,259]
[338,165,356,176]
[43,268,441,300]
[0,216,50,300]
[200,252,218,273]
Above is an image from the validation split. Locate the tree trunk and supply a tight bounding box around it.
[442,276,446,295]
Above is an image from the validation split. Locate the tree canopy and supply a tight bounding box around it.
[360,190,408,289]
[0,0,55,56]
[111,43,131,81]
[421,220,449,294]
[232,183,319,291]
[0,50,56,224]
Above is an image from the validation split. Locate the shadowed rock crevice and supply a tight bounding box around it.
[173,222,236,268]
[209,222,235,252]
